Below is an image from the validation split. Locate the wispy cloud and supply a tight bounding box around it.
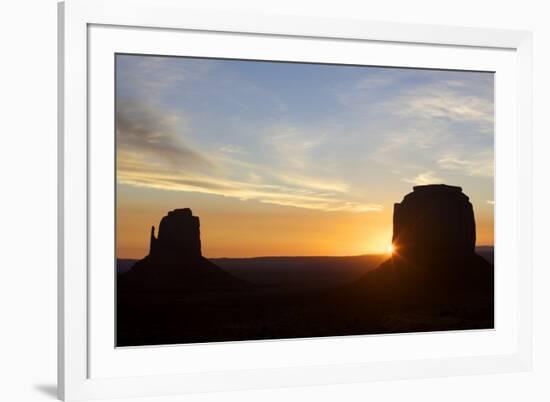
[118,159,382,213]
[116,100,215,172]
[403,171,444,185]
[377,128,443,153]
[276,173,349,193]
[264,125,325,169]
[437,151,494,178]
[117,100,381,213]
[361,74,494,185]
[394,89,494,126]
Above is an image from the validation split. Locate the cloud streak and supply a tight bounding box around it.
[403,171,444,186]
[117,100,382,213]
[362,74,494,183]
[394,89,494,126]
[437,151,494,178]
[118,159,382,213]
[116,100,215,172]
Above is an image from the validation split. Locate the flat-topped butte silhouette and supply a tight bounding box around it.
[393,184,476,261]
[117,208,246,293]
[356,184,493,301]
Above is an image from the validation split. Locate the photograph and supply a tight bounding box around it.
[115,54,495,347]
[1,0,544,401]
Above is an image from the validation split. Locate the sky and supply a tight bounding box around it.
[115,54,494,258]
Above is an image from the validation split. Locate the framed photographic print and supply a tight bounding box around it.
[58,0,533,400]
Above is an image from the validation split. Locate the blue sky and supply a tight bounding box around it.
[115,54,494,257]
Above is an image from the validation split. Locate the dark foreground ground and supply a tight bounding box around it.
[116,249,494,347]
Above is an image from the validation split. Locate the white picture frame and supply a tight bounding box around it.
[58,0,533,400]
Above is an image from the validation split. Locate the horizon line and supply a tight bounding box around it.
[117,245,495,261]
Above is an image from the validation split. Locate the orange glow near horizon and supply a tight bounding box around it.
[115,188,494,260]
[116,198,394,259]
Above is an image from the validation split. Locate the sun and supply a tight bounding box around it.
[387,244,394,254]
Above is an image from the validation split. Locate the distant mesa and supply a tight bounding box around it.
[392,184,476,261]
[118,208,247,293]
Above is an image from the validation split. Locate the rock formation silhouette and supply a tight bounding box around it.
[356,185,494,310]
[149,208,202,260]
[392,184,476,261]
[117,208,246,294]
